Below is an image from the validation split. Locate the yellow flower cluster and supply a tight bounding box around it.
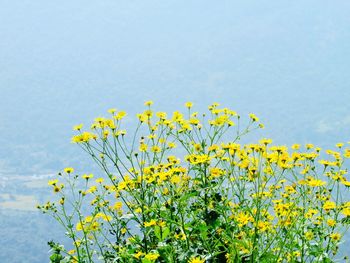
[39,102,350,262]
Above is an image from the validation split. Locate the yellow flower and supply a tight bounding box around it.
[114,111,126,120]
[185,102,193,108]
[336,143,344,148]
[114,130,126,137]
[168,142,176,148]
[291,144,300,150]
[293,251,301,257]
[235,212,252,227]
[156,111,167,119]
[193,143,202,151]
[118,181,127,190]
[137,113,149,122]
[134,207,142,213]
[188,257,205,263]
[330,232,341,242]
[249,113,259,122]
[102,130,109,139]
[341,181,350,187]
[48,179,58,186]
[327,219,336,227]
[306,143,314,149]
[53,186,61,193]
[305,231,313,240]
[107,108,117,114]
[134,251,145,259]
[76,222,83,231]
[158,220,166,227]
[82,174,94,180]
[170,175,181,184]
[185,154,211,165]
[87,186,97,194]
[85,216,93,223]
[308,178,326,187]
[96,212,112,221]
[113,201,123,210]
[342,207,350,217]
[151,145,161,153]
[73,124,83,131]
[144,219,157,227]
[95,178,104,184]
[144,252,159,260]
[319,160,332,167]
[64,167,74,174]
[162,188,169,195]
[71,131,97,143]
[323,201,336,210]
[144,100,153,106]
[172,111,184,122]
[209,167,224,178]
[259,138,272,145]
[148,134,157,139]
[343,149,350,158]
[89,221,100,231]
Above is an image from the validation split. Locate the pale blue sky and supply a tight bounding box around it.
[2,1,350,175]
[1,1,350,138]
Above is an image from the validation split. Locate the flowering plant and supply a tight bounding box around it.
[39,102,350,263]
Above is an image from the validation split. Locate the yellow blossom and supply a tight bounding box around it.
[144,219,157,227]
[151,145,161,153]
[82,174,94,180]
[249,113,259,122]
[336,143,344,148]
[87,186,97,194]
[259,138,272,145]
[134,251,145,259]
[342,207,350,217]
[330,232,341,242]
[118,181,127,191]
[291,144,300,150]
[48,179,58,186]
[185,102,193,108]
[113,201,123,210]
[327,219,336,227]
[323,201,336,210]
[144,252,159,260]
[73,124,83,131]
[305,231,313,240]
[107,108,117,114]
[308,178,326,187]
[188,257,205,263]
[306,143,314,149]
[168,142,176,148]
[95,178,104,184]
[64,167,74,174]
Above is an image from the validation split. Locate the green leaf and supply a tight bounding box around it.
[154,226,170,241]
[162,226,170,240]
[50,253,63,263]
[154,226,161,240]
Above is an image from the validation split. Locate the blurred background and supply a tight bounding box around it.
[1,0,350,262]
